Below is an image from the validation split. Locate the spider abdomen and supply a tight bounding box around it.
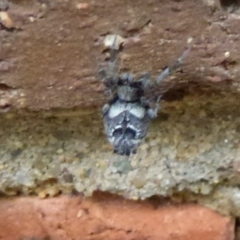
[103,97,151,155]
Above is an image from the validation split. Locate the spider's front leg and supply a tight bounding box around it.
[147,96,161,119]
[99,35,120,95]
[99,67,117,97]
[119,73,134,83]
[138,72,160,118]
[138,72,154,89]
[156,45,192,84]
[141,96,161,119]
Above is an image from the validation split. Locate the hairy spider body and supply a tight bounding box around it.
[100,35,191,156]
[102,74,157,156]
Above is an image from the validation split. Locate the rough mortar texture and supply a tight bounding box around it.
[0,194,235,240]
[1,92,240,216]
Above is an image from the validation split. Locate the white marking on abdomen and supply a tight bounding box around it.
[108,101,145,119]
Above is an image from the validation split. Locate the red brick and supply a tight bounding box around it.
[0,194,234,240]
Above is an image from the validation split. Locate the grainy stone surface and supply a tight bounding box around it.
[0,194,235,240]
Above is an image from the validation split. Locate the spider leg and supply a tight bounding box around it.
[140,96,149,107]
[147,96,161,119]
[138,72,154,89]
[119,73,134,83]
[140,95,161,119]
[156,45,192,84]
[108,34,118,78]
[102,103,110,115]
[99,35,119,92]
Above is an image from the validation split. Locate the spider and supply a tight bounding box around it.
[99,35,191,156]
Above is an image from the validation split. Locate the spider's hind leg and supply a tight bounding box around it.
[102,103,110,115]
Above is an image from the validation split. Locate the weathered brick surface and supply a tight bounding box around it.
[0,194,235,240]
[1,0,237,110]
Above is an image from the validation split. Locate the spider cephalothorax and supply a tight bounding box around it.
[99,35,191,156]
